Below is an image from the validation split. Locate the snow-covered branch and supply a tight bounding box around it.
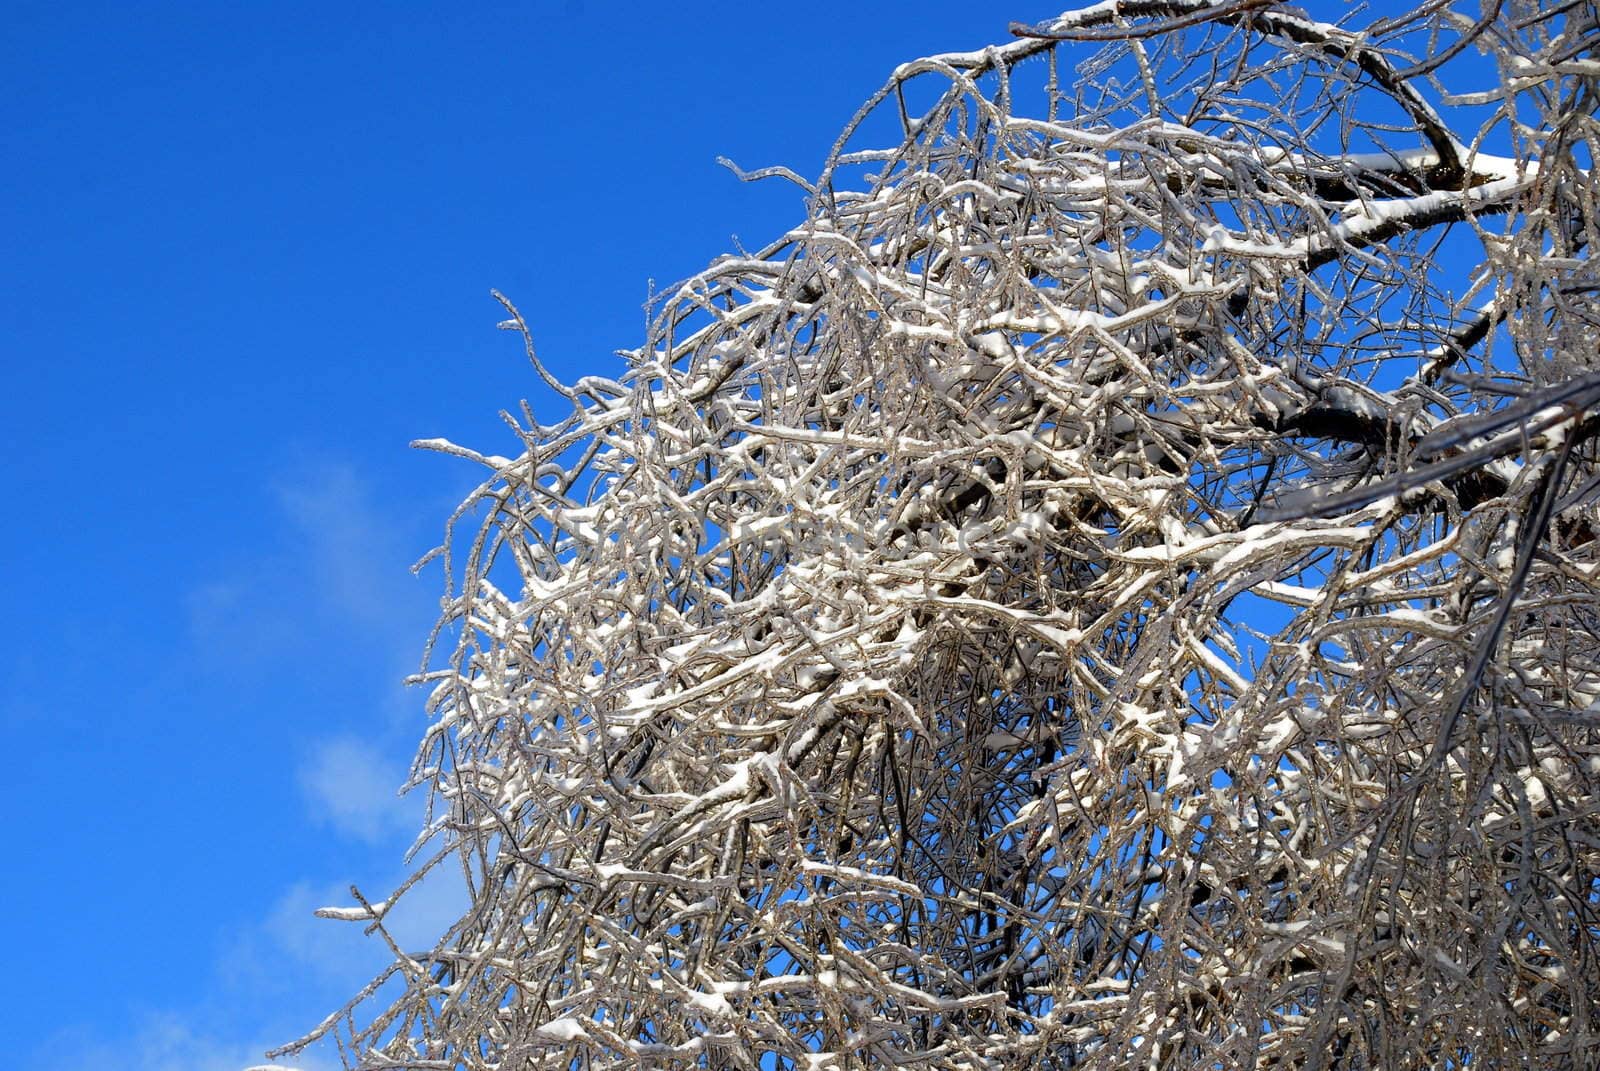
[277,3,1600,1069]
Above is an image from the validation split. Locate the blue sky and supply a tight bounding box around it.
[1,3,1058,1068]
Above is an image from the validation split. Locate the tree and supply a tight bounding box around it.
[274,2,1600,1068]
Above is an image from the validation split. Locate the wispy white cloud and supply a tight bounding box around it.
[297,734,416,844]
[217,862,468,1066]
[93,458,462,1071]
[267,860,469,971]
[31,858,468,1070]
[183,458,439,701]
[274,461,434,643]
[35,1013,336,1071]
[256,878,388,983]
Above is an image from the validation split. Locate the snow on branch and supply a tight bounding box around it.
[276,3,1600,1069]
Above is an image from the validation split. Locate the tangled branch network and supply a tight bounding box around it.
[278,2,1600,1068]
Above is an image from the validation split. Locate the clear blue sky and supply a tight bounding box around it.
[1,3,1057,1068]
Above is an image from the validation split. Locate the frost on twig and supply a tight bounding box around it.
[278,2,1600,1069]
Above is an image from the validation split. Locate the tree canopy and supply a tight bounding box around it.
[278,3,1600,1068]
